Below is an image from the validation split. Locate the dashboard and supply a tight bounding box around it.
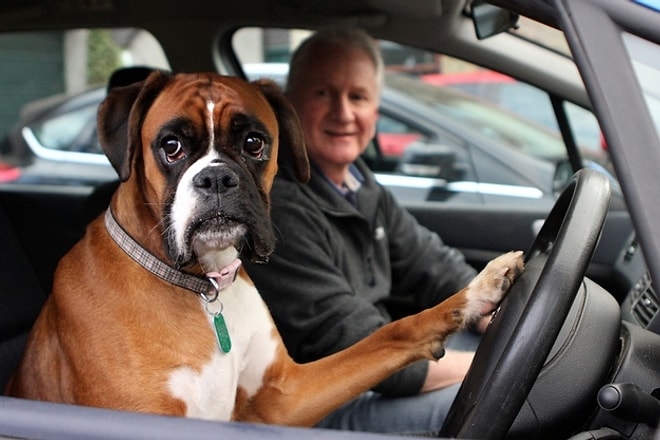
[618,235,660,334]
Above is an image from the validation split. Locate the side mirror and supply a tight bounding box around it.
[397,142,463,181]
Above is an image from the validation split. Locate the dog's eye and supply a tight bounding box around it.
[161,136,185,163]
[244,134,268,160]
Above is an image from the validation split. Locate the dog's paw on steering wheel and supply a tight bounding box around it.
[465,251,524,329]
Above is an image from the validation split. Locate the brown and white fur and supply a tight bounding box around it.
[6,71,524,426]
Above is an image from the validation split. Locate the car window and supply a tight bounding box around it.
[28,102,100,154]
[231,27,604,206]
[0,28,169,189]
[421,55,604,160]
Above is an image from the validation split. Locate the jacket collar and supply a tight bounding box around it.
[297,158,381,221]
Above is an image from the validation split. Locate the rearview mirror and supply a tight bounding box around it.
[470,1,519,40]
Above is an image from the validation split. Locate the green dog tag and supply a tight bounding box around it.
[214,313,232,354]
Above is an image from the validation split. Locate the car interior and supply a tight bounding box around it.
[0,0,659,439]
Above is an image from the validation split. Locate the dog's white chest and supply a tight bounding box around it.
[167,278,278,420]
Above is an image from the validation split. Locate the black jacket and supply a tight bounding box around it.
[245,158,477,396]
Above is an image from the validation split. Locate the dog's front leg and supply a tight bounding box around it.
[238,251,523,427]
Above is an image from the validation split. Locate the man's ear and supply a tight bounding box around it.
[254,79,310,183]
[97,70,171,181]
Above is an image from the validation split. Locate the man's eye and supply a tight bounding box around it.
[244,134,268,159]
[161,136,185,163]
[350,92,368,102]
[314,89,329,98]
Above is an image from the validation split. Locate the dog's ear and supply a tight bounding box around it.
[253,79,310,183]
[97,70,171,181]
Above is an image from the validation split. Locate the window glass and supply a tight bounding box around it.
[0,28,169,187]
[509,16,571,55]
[421,55,605,164]
[623,32,660,137]
[30,103,99,153]
[376,114,427,158]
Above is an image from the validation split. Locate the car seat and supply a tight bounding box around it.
[1,66,163,392]
[0,192,78,392]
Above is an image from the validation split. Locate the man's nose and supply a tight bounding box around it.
[331,95,353,121]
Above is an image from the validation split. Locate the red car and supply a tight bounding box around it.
[0,161,20,183]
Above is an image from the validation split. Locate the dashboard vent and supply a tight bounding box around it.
[631,273,659,328]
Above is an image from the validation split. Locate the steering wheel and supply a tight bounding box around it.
[440,168,612,439]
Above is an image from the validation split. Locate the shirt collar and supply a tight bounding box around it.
[318,162,364,195]
[343,163,364,193]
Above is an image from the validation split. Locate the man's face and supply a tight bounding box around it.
[287,45,379,183]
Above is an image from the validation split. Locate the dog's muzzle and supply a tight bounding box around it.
[168,159,274,267]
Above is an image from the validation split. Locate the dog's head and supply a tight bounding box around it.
[97,71,309,270]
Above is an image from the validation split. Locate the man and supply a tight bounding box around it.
[245,27,481,435]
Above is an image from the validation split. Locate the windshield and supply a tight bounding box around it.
[623,32,660,136]
[509,16,571,56]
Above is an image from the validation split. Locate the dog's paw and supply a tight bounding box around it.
[464,250,524,324]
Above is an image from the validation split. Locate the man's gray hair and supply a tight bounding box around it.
[286,27,385,93]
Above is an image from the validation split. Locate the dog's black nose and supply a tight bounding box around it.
[193,166,239,194]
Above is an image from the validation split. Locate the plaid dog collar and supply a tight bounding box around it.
[104,208,241,300]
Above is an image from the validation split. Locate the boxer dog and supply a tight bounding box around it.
[7,71,524,426]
